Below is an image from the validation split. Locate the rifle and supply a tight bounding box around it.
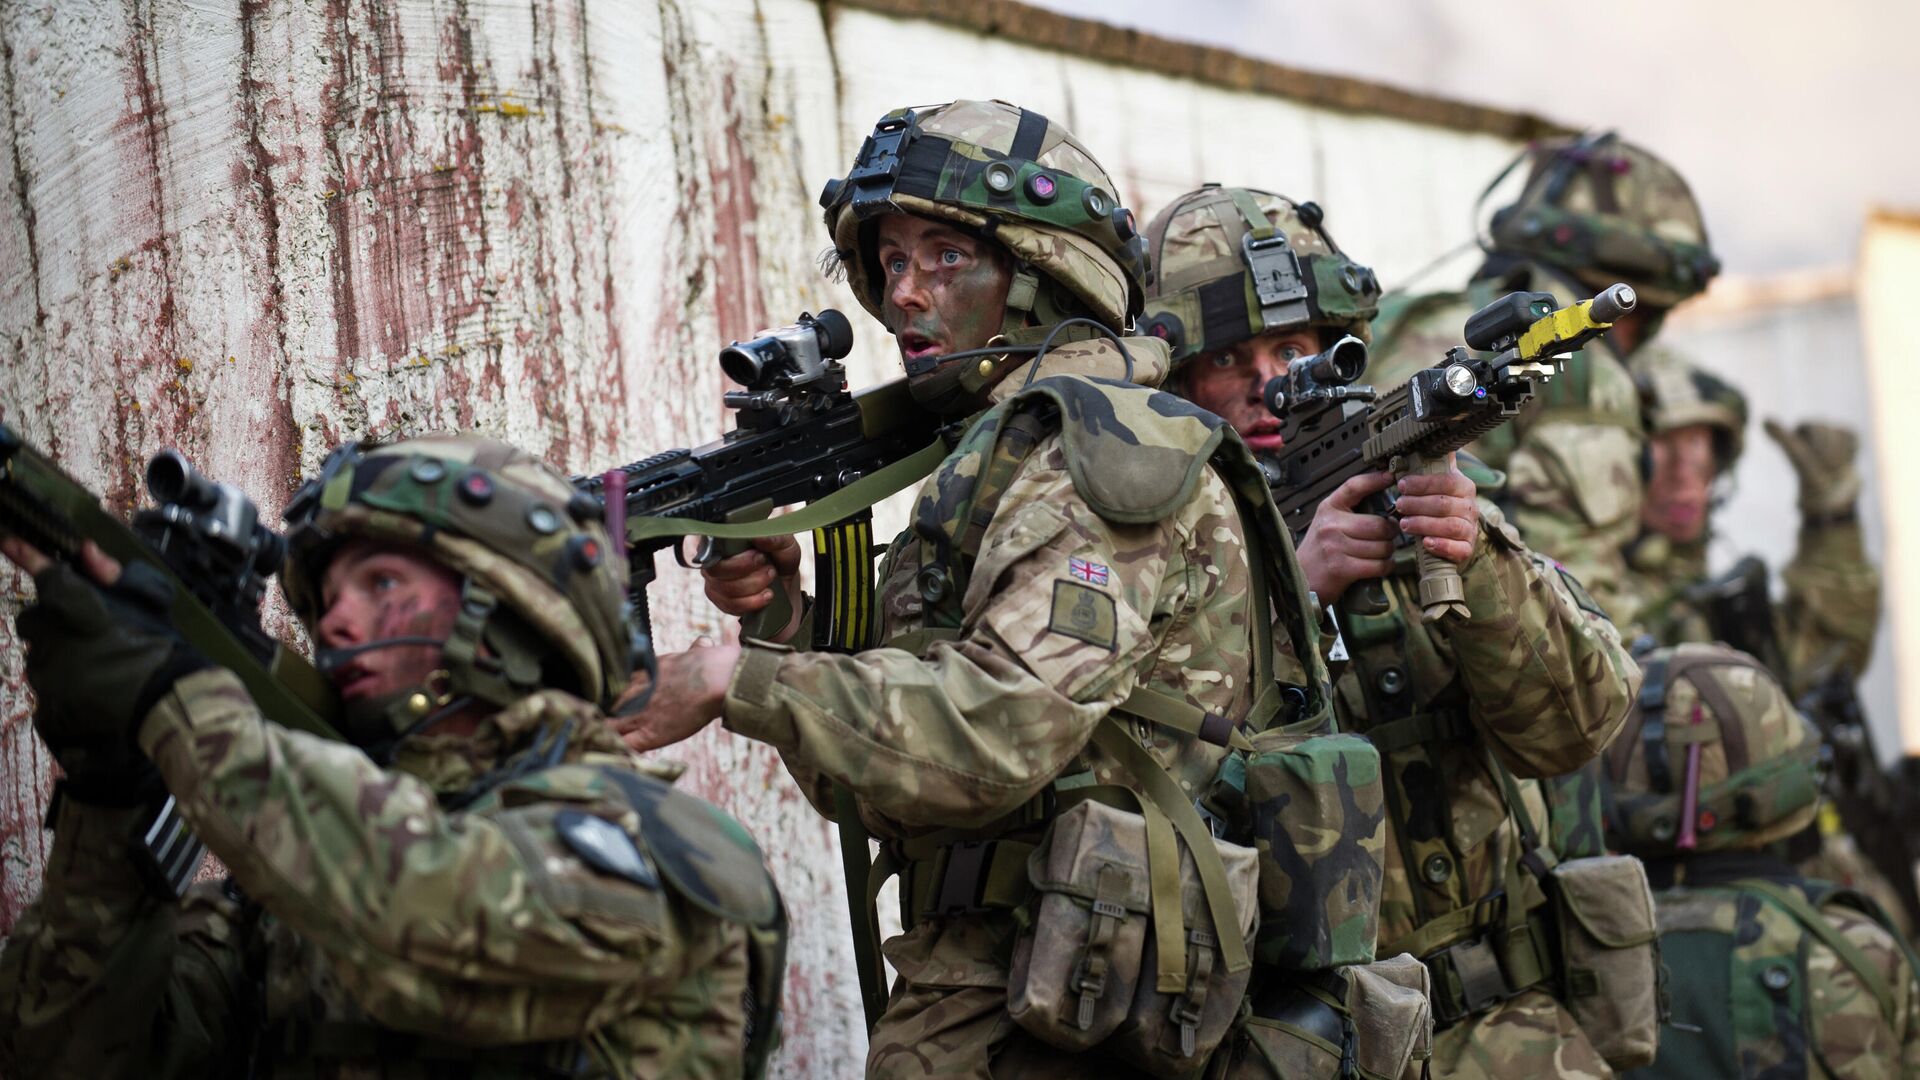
[576,309,947,1031]
[1264,283,1638,622]
[1690,555,1920,928]
[573,309,947,654]
[0,424,340,895]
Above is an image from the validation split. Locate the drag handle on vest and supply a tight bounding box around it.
[1397,450,1470,622]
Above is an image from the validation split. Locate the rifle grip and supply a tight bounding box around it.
[1401,452,1471,624]
[707,535,799,643]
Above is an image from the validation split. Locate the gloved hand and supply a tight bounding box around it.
[17,558,208,803]
[1763,418,1862,520]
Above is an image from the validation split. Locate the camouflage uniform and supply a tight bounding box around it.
[714,103,1328,1078]
[1618,346,1905,937]
[1603,643,1920,1078]
[0,437,785,1079]
[1370,134,1722,618]
[1618,347,1881,699]
[1141,186,1640,1079]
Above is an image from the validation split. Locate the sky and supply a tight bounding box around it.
[1027,0,1919,279]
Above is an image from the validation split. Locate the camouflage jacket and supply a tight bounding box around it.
[1325,496,1636,958]
[1619,522,1881,700]
[1371,267,1647,616]
[1629,865,1920,1079]
[0,669,776,1079]
[722,337,1314,1075]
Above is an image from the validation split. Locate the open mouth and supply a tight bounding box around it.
[1243,416,1285,452]
[332,662,380,702]
[898,330,944,363]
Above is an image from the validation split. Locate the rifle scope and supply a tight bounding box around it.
[1262,335,1368,419]
[719,308,855,391]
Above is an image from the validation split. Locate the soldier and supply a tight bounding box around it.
[1140,184,1643,1078]
[618,101,1339,1077]
[1622,348,1910,937]
[1624,347,1880,701]
[0,435,787,1078]
[1604,642,1920,1078]
[1369,133,1721,619]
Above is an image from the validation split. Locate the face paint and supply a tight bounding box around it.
[1180,327,1323,455]
[874,213,1014,391]
[317,539,464,703]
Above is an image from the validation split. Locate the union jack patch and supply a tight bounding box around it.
[1068,557,1109,585]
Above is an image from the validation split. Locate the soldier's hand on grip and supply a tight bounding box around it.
[1295,471,1400,602]
[1394,454,1480,565]
[701,535,803,627]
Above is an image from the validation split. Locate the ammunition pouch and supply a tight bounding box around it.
[1218,956,1434,1080]
[1238,723,1387,971]
[1547,854,1662,1070]
[1006,797,1261,1075]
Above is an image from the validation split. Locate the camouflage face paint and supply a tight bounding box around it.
[318,539,464,702]
[874,213,1014,372]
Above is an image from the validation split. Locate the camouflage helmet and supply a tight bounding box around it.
[1604,643,1825,857]
[281,436,634,724]
[1139,185,1381,365]
[1635,346,1748,470]
[1488,132,1720,308]
[819,100,1147,335]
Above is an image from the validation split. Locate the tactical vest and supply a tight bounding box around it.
[262,755,788,1080]
[834,373,1375,1071]
[865,371,1335,909]
[1628,855,1914,1080]
[1332,561,1563,1023]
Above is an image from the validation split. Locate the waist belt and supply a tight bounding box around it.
[899,837,1039,923]
[1419,907,1556,1028]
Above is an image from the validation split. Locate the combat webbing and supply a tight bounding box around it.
[1092,720,1252,977]
[1742,879,1900,1031]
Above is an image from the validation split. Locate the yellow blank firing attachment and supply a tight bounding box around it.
[1516,282,1637,361]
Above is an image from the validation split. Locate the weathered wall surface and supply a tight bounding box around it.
[5,0,1815,1072]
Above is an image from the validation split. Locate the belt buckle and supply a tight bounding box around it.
[933,840,992,917]
[1435,935,1513,1023]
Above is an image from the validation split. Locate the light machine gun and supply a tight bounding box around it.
[0,426,341,895]
[1262,283,1637,622]
[574,309,946,656]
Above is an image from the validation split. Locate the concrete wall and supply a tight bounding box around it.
[5,0,1868,1072]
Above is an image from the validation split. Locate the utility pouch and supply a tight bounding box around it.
[1346,953,1433,1080]
[1241,725,1386,970]
[1007,798,1260,1075]
[1548,854,1661,1070]
[1214,955,1432,1080]
[1008,800,1154,1049]
[1110,827,1261,1074]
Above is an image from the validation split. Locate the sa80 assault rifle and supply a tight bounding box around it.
[574,310,945,658]
[1262,283,1637,622]
[0,426,341,895]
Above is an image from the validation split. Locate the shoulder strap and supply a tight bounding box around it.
[1743,878,1900,1031]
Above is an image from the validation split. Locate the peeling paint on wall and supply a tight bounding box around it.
[0,0,1535,1071]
